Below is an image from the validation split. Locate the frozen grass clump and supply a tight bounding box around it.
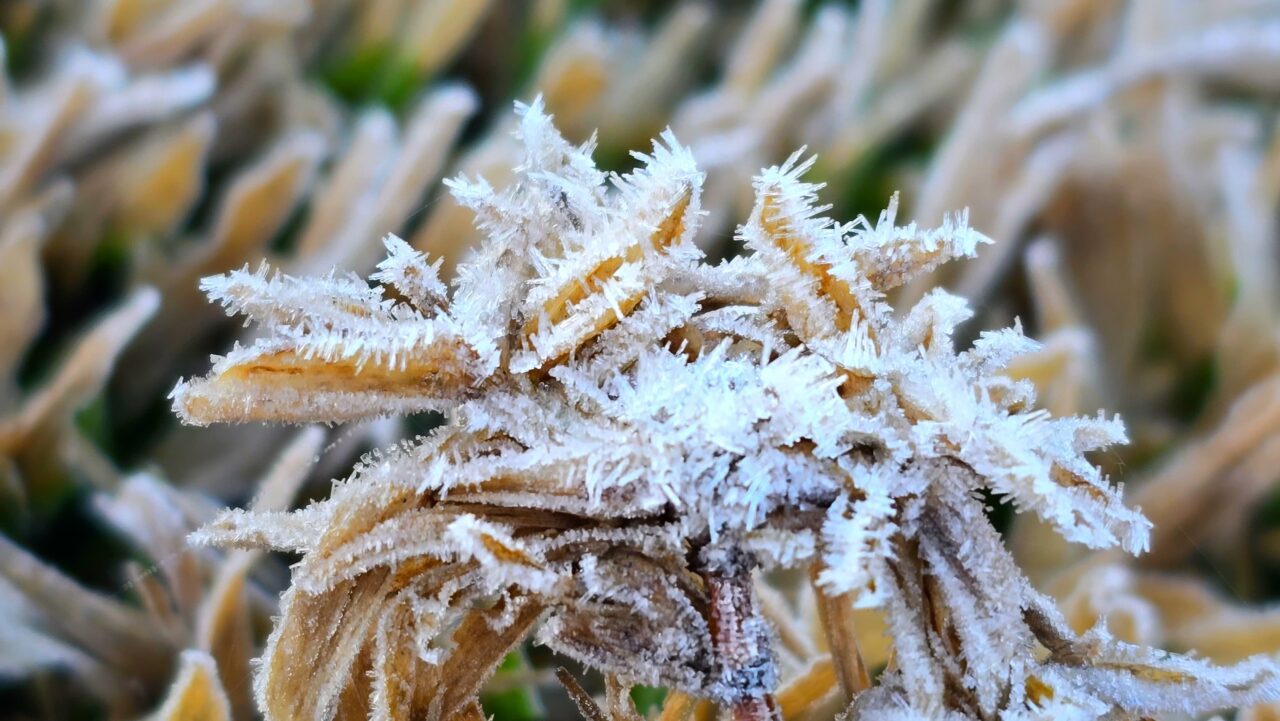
[175,101,1280,721]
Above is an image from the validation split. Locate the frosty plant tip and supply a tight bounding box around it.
[172,98,1280,721]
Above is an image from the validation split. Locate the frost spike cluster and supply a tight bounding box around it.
[175,100,1279,721]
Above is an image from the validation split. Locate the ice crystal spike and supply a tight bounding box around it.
[177,101,1280,721]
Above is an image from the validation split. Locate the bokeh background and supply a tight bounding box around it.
[3,0,1280,719]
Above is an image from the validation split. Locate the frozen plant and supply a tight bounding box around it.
[173,100,1280,721]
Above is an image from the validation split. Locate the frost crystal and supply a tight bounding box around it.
[174,100,1280,721]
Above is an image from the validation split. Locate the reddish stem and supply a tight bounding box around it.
[700,545,782,721]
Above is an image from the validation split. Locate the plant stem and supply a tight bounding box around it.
[700,544,782,721]
[809,562,872,701]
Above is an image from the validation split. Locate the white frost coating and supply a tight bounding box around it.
[178,99,1280,721]
[371,234,449,312]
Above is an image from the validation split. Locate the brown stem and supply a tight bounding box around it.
[728,696,782,721]
[556,667,609,721]
[808,563,872,702]
[699,544,782,721]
